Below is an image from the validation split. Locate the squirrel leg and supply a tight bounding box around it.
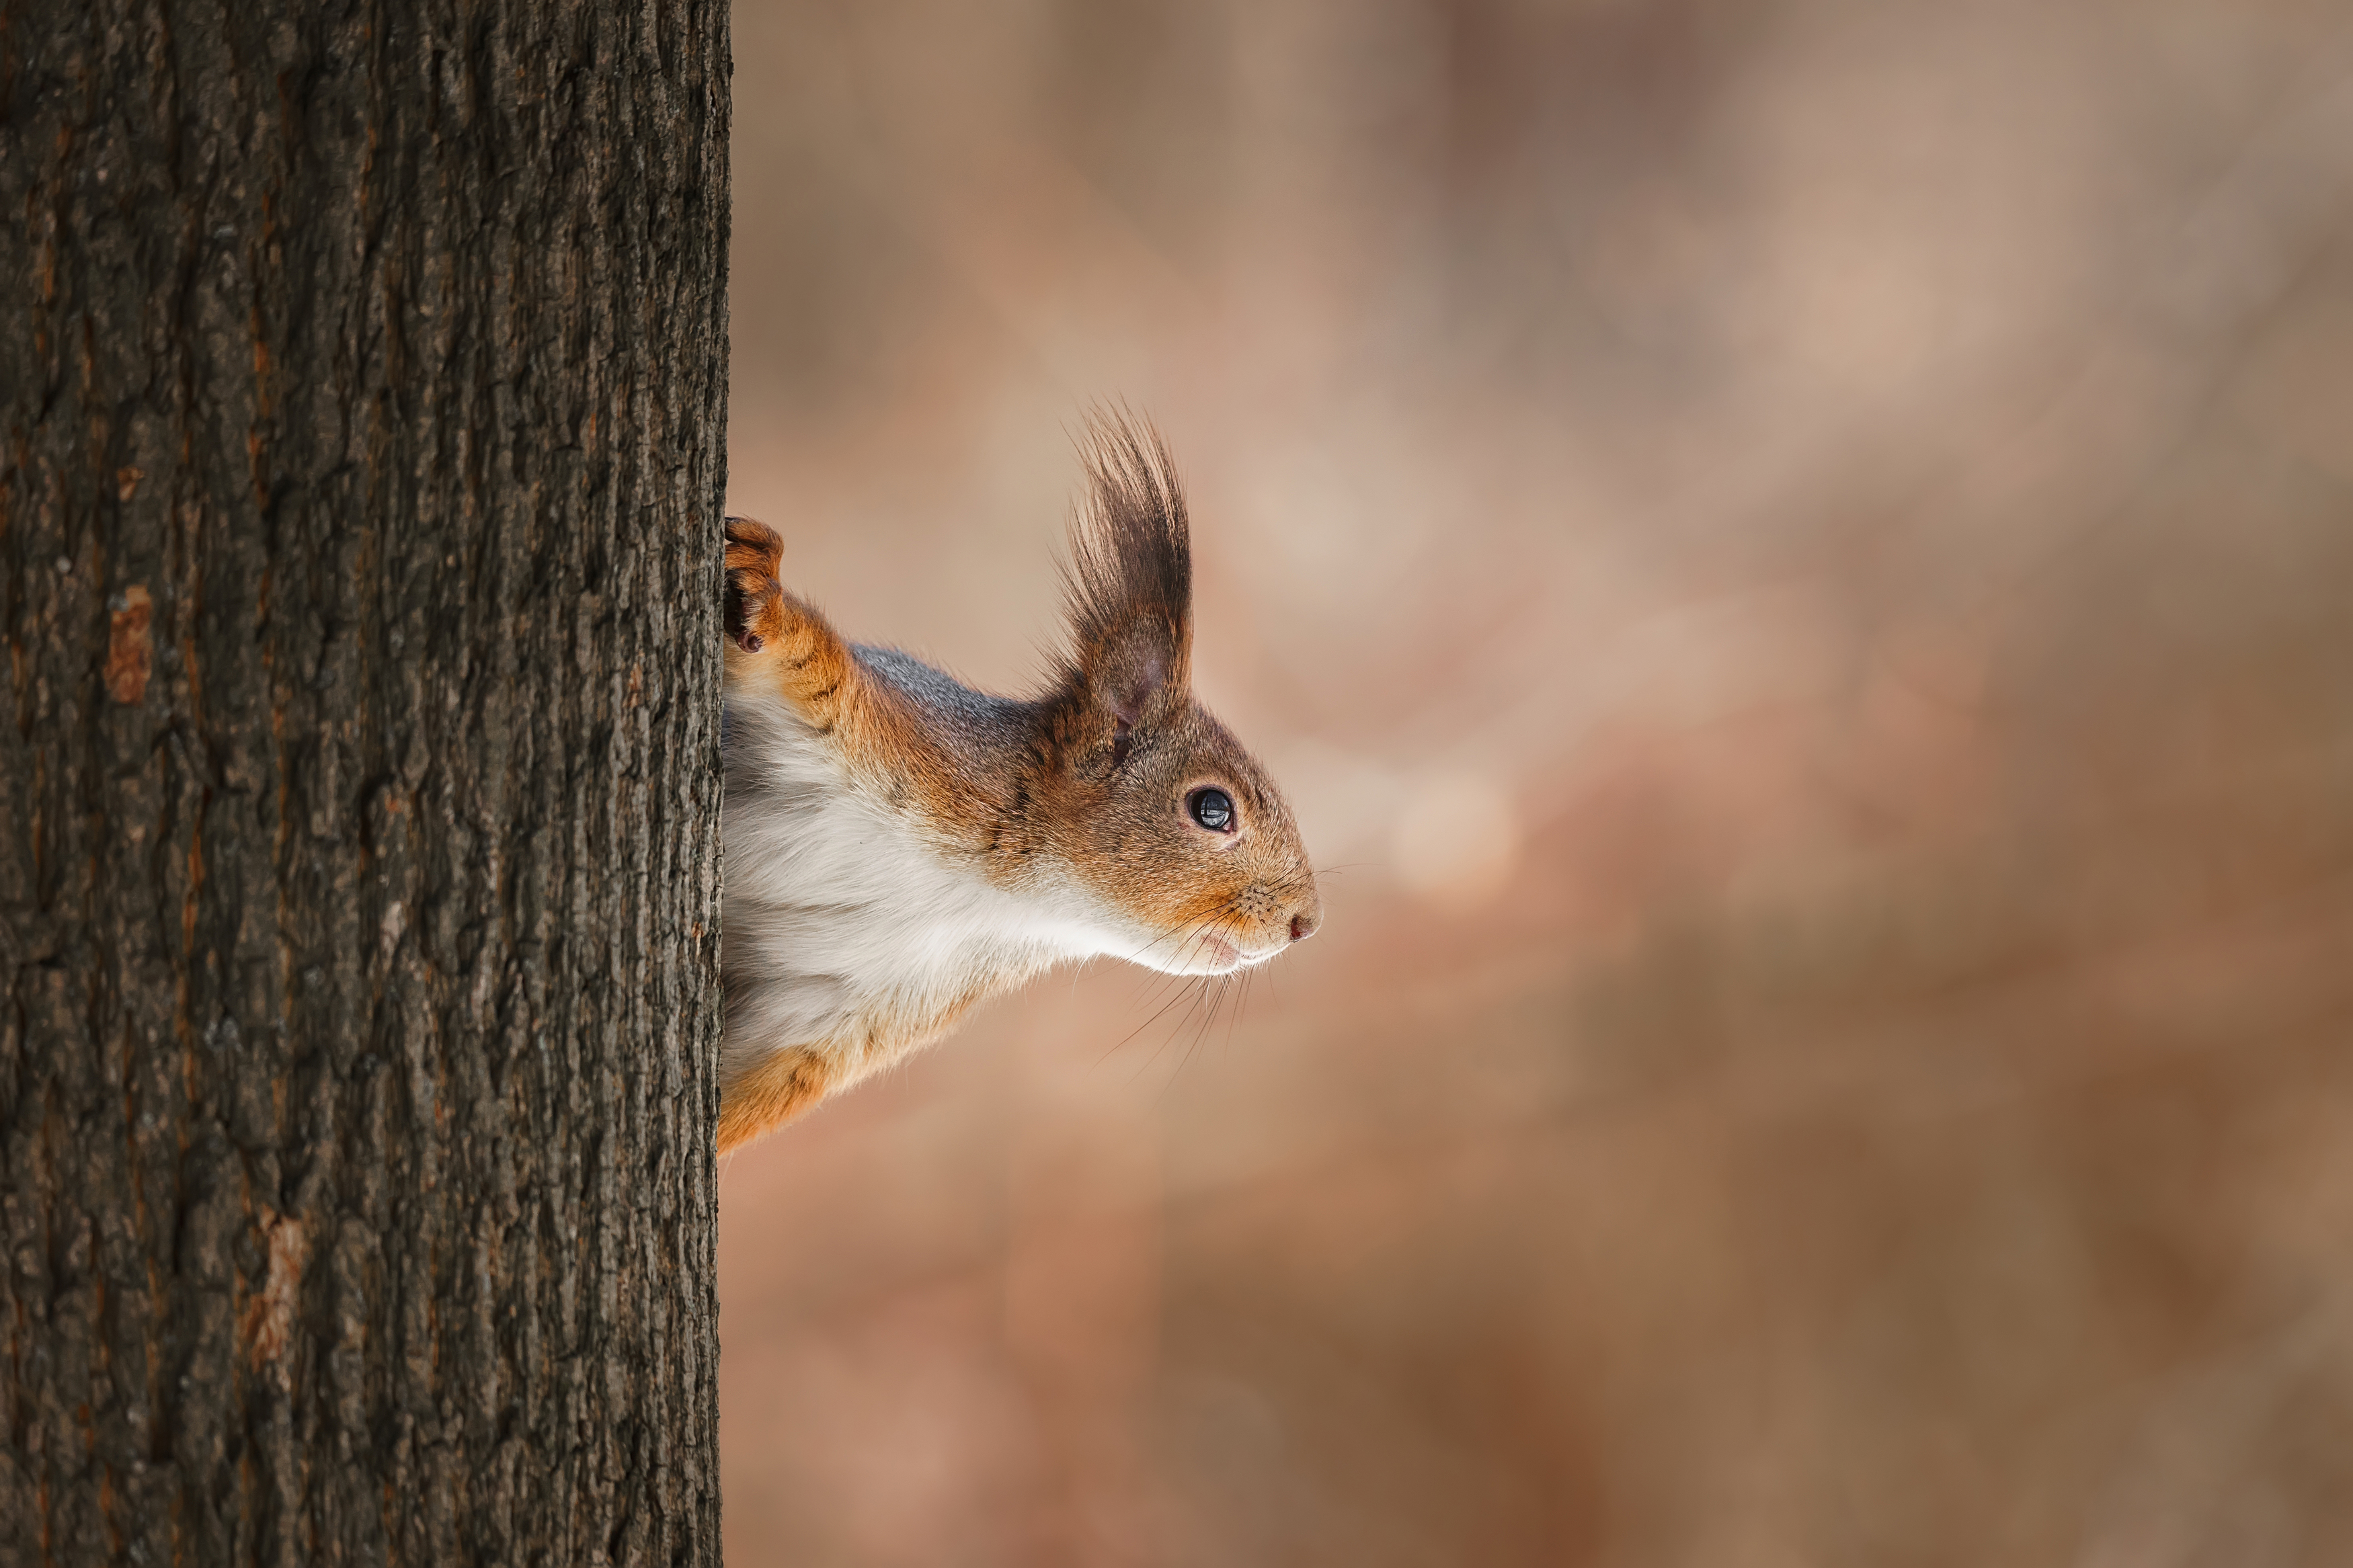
[716,1046,836,1153]
[723,516,858,730]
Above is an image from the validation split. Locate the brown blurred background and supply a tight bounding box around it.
[715,1,2353,1563]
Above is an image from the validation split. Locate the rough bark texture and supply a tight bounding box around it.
[0,0,728,1561]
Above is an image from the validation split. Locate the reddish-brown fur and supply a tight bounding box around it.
[717,414,1320,1150]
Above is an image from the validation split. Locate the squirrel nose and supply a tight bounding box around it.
[1289,909,1320,944]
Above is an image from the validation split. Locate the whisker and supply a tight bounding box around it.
[1195,975,1236,1066]
[1199,975,1236,1072]
[1113,915,1226,1016]
[1137,977,1215,1084]
[1158,973,1214,1100]
[1101,963,1217,1065]
[1119,892,1251,966]
[1226,968,1254,1059]
[1099,893,1274,1082]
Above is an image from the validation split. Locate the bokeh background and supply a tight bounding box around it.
[715,1,2353,1563]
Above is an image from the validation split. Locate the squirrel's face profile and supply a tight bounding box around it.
[1043,660,1319,977]
[717,413,1320,1149]
[1027,431,1319,976]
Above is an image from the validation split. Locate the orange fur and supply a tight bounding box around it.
[724,519,984,846]
[715,1046,835,1151]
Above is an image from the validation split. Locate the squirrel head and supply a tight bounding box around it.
[1029,415,1322,975]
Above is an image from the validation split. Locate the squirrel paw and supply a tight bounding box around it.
[721,515,854,717]
[724,516,786,653]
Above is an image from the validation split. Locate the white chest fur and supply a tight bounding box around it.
[720,689,1127,1083]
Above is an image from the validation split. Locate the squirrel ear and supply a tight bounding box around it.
[1059,409,1193,728]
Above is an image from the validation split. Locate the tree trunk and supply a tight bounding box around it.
[0,0,728,1560]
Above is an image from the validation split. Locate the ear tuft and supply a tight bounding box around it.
[1058,407,1193,726]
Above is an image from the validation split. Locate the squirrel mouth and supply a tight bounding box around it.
[1199,936,1244,971]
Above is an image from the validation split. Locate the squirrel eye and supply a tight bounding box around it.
[1187,787,1236,833]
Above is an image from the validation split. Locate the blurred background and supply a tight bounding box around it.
[715,1,2353,1562]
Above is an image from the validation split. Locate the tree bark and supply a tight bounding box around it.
[0,0,727,1560]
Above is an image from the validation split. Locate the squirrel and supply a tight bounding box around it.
[716,413,1322,1151]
